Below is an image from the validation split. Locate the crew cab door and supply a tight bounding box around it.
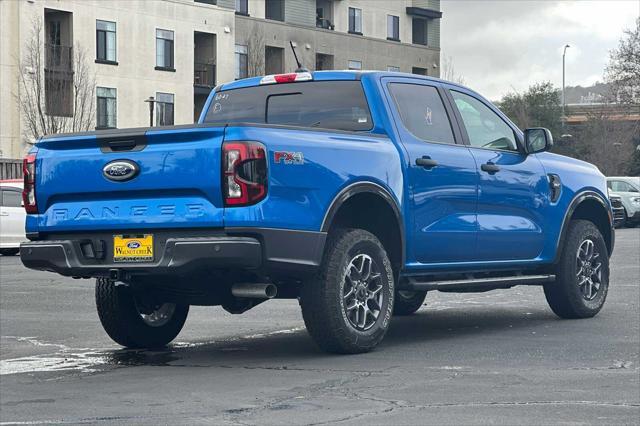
[445,87,548,261]
[383,78,478,264]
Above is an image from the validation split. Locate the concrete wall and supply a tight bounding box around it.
[0,0,22,158]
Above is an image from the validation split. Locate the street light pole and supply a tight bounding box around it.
[562,44,570,121]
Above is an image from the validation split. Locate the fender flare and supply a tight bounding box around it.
[554,190,614,262]
[320,182,405,265]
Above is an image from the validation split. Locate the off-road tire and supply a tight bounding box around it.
[393,290,427,316]
[544,220,609,319]
[95,278,189,348]
[300,228,395,354]
[0,248,19,256]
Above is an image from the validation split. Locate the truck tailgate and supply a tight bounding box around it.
[33,126,225,232]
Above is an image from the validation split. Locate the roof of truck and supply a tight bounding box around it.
[218,70,467,92]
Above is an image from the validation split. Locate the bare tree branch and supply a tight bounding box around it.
[14,18,96,146]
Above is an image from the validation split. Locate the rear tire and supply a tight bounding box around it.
[0,248,19,256]
[300,228,395,354]
[393,290,427,316]
[544,220,609,319]
[95,278,189,348]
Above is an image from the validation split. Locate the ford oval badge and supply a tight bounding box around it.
[103,160,139,182]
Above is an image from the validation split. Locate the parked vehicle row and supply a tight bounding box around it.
[607,176,640,227]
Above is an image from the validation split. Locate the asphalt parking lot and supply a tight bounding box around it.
[1,228,638,425]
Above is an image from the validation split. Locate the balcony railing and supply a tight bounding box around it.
[194,63,216,87]
[45,44,73,71]
[316,18,334,30]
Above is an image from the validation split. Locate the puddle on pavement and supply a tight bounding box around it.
[0,327,305,376]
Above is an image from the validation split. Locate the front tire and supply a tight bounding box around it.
[300,229,395,354]
[95,278,189,348]
[0,248,19,256]
[544,220,609,319]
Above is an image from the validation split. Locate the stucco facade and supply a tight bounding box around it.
[0,0,441,159]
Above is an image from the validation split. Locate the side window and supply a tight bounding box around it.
[612,181,637,192]
[1,190,22,207]
[451,90,518,152]
[389,83,455,144]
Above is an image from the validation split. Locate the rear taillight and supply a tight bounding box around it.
[22,153,37,213]
[222,142,267,206]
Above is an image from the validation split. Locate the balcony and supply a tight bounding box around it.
[316,17,334,30]
[45,44,73,72]
[194,63,216,87]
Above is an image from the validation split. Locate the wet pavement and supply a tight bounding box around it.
[1,228,639,425]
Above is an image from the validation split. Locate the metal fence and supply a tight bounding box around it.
[0,159,22,180]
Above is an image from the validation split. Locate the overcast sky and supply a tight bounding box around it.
[440,0,640,100]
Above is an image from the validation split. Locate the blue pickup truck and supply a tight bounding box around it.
[20,71,614,354]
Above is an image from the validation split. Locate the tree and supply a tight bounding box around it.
[627,147,640,176]
[247,23,264,77]
[440,55,465,85]
[568,110,637,176]
[605,18,639,105]
[15,19,96,144]
[498,82,562,137]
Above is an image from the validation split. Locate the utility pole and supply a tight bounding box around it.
[562,44,570,121]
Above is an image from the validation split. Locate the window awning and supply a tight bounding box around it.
[406,7,443,19]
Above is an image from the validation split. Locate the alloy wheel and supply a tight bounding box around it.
[575,238,603,301]
[342,254,384,331]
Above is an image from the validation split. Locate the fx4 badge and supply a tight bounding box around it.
[274,151,304,165]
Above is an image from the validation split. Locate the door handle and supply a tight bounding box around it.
[481,162,500,174]
[416,156,438,169]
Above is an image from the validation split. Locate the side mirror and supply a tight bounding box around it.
[524,128,553,154]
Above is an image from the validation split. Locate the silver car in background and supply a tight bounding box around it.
[607,177,640,227]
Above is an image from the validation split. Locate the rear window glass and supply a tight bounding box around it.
[204,81,373,131]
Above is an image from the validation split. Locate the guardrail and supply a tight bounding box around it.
[0,159,22,180]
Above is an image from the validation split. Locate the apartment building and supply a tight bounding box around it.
[0,0,442,159]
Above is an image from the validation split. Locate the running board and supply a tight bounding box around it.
[401,274,555,293]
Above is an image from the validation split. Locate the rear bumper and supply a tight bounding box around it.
[20,228,326,278]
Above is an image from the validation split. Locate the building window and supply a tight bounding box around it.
[265,0,284,21]
[387,66,400,72]
[96,20,116,63]
[412,18,427,45]
[96,87,117,129]
[412,66,428,76]
[348,7,362,34]
[235,0,248,15]
[155,29,174,70]
[387,15,399,41]
[235,44,248,80]
[156,92,174,126]
[348,60,362,70]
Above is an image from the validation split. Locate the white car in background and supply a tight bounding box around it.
[0,180,26,255]
[607,177,640,227]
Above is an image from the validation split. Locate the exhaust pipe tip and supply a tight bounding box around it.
[232,283,277,299]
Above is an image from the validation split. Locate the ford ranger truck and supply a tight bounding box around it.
[20,71,615,354]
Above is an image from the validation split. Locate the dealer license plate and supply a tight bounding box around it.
[113,234,154,263]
